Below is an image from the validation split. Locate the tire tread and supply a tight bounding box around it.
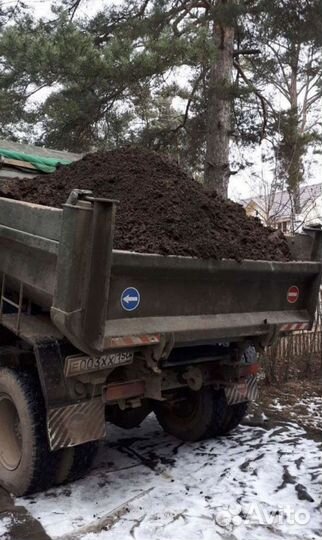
[0,368,60,495]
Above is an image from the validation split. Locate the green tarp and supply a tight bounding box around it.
[0,148,72,173]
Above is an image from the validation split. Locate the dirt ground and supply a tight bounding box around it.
[254,352,322,435]
[249,380,322,438]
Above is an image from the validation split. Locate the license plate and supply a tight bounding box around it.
[64,351,134,377]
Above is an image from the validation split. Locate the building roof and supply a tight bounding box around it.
[0,139,82,181]
[243,183,322,221]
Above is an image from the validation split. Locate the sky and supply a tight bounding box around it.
[17,0,115,18]
[0,0,112,20]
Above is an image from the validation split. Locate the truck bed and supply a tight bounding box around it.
[0,194,321,355]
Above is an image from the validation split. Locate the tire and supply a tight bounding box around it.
[55,447,75,485]
[55,441,99,485]
[154,387,227,442]
[220,402,248,435]
[0,368,60,496]
[67,441,99,482]
[107,401,151,429]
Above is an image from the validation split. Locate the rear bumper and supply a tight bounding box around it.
[103,310,313,348]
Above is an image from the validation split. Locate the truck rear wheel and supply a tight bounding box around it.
[55,441,99,485]
[0,368,60,496]
[154,388,227,442]
[220,402,248,435]
[107,401,151,429]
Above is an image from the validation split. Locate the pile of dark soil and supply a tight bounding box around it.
[1,147,291,261]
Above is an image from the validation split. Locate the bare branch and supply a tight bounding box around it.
[233,59,270,140]
[172,70,204,132]
[265,42,292,97]
[233,49,260,57]
[183,1,211,10]
[69,0,82,22]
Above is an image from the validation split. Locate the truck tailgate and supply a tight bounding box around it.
[103,252,321,346]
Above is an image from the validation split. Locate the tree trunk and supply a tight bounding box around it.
[204,1,234,198]
[289,50,301,216]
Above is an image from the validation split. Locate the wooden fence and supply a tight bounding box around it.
[261,293,322,381]
[274,329,322,361]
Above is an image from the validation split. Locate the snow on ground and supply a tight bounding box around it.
[3,412,318,540]
[260,388,322,432]
[0,517,11,537]
[276,396,322,431]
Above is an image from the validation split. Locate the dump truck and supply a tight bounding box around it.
[0,181,321,496]
[0,141,322,496]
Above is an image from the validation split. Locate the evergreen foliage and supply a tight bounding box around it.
[0,0,321,195]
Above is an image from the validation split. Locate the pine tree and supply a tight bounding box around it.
[204,0,236,196]
[1,0,322,201]
[250,0,322,214]
[0,0,257,195]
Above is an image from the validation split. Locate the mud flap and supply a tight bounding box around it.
[224,375,258,405]
[47,398,106,451]
[34,340,106,451]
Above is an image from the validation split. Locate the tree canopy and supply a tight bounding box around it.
[1,0,322,198]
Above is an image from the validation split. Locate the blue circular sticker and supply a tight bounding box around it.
[121,287,141,312]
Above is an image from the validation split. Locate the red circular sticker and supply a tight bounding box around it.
[287,286,299,304]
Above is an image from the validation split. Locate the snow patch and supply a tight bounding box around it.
[15,413,322,540]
